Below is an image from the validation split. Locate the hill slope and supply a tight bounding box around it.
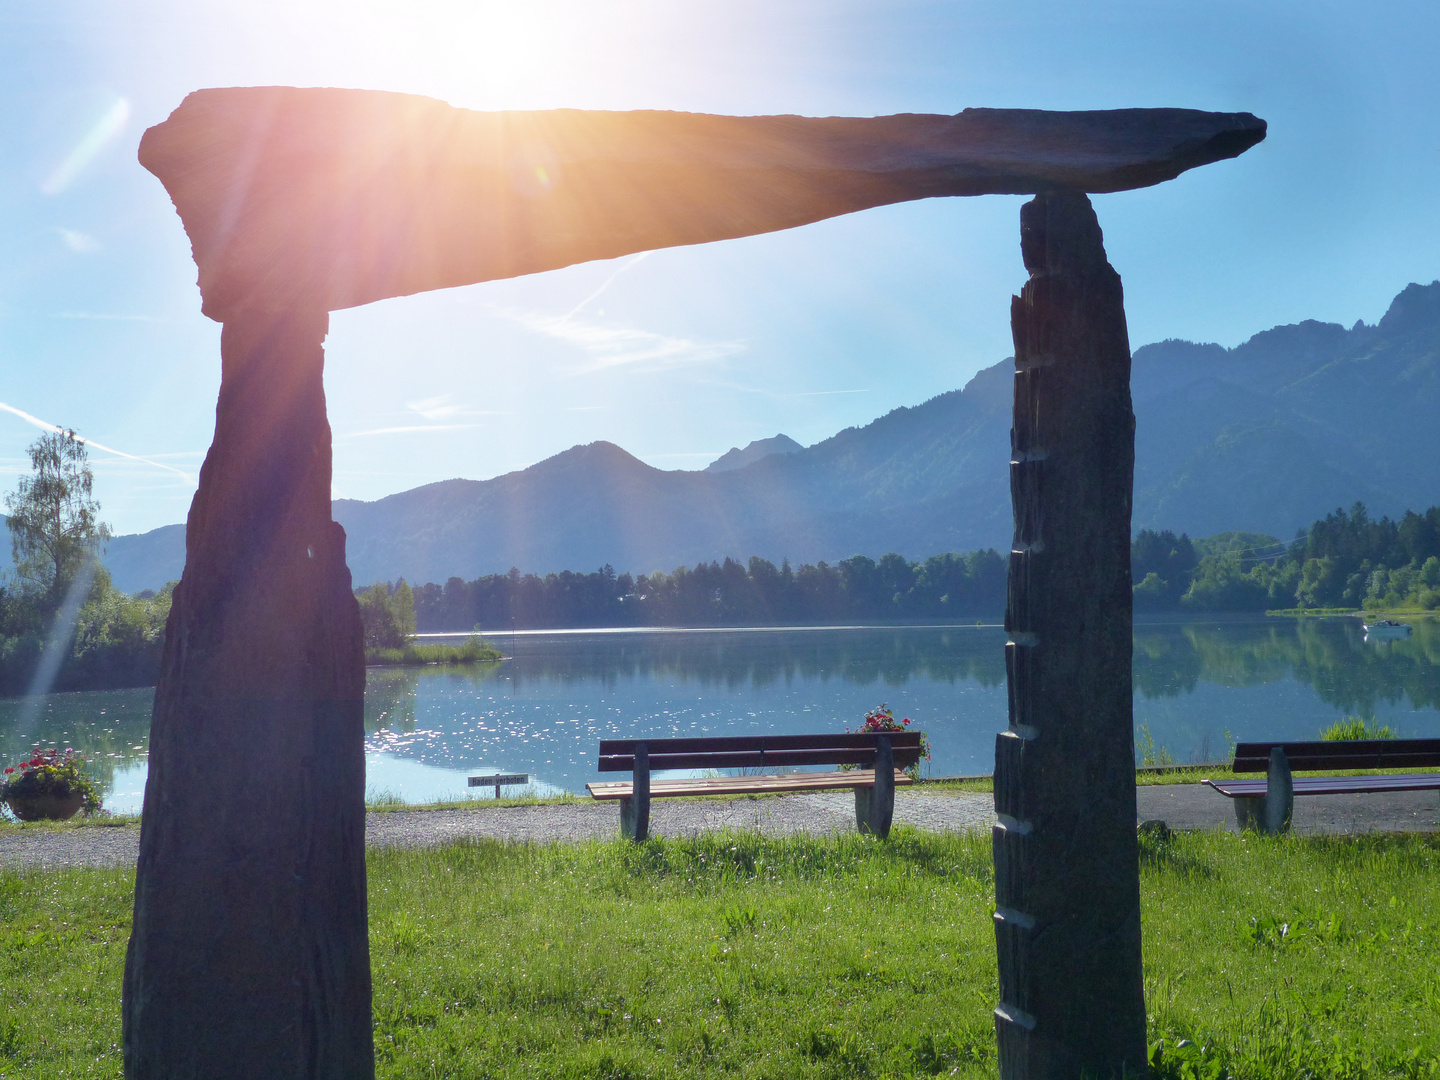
[100,280,1440,592]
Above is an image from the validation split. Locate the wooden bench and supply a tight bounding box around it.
[1203,738,1440,834]
[586,732,924,841]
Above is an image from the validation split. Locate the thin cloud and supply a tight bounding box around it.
[57,228,100,253]
[404,395,509,421]
[55,312,163,322]
[0,400,195,483]
[343,423,479,438]
[561,251,650,320]
[494,307,744,374]
[406,395,464,421]
[698,379,872,400]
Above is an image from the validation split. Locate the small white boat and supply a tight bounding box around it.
[1364,619,1412,641]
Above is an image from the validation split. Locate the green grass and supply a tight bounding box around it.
[364,789,579,813]
[366,635,503,667]
[1321,717,1397,741]
[0,813,141,834]
[3,829,1440,1078]
[913,776,995,794]
[1268,607,1438,620]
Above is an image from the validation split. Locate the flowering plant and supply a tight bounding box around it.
[851,704,930,779]
[1,746,102,814]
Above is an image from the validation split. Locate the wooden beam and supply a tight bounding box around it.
[138,88,1265,320]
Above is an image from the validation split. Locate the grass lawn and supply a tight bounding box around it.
[2,829,1439,1078]
[365,636,504,666]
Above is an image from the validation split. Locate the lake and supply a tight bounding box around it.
[3,616,1437,814]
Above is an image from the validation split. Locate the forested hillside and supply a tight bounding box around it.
[102,279,1440,593]
[412,550,1008,631]
[1133,503,1440,612]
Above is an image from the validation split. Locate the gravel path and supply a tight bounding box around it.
[2,785,1435,871]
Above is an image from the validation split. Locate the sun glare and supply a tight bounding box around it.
[41,97,131,196]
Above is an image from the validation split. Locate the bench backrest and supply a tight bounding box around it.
[598,732,924,773]
[1233,738,1440,773]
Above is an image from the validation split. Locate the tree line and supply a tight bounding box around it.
[6,428,1434,699]
[1132,502,1440,612]
[409,549,1009,631]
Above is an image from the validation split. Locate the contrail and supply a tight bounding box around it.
[561,251,650,321]
[0,400,195,483]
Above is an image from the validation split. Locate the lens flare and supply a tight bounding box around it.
[42,97,131,195]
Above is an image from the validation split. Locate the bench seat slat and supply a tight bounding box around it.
[598,733,922,756]
[599,748,922,772]
[1232,739,1440,773]
[587,768,914,801]
[1205,773,1440,798]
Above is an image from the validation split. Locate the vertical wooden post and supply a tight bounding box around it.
[123,310,373,1080]
[993,191,1147,1079]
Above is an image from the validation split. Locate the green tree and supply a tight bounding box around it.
[357,580,416,650]
[4,429,110,610]
[1131,529,1199,608]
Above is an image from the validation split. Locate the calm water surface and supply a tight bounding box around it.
[3,617,1437,814]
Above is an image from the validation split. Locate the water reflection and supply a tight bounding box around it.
[355,627,1011,797]
[1134,616,1440,714]
[0,687,152,794]
[492,626,1008,690]
[2,619,1436,808]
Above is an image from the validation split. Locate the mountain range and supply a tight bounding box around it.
[101,280,1440,593]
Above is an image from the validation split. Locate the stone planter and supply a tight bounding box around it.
[4,790,84,822]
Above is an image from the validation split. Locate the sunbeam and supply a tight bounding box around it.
[41,97,131,196]
[8,559,98,743]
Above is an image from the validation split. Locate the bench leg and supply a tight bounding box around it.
[1234,748,1294,835]
[854,737,896,839]
[1260,746,1293,835]
[620,743,650,842]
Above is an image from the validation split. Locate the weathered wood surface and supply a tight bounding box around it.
[122,312,373,1079]
[138,87,1265,320]
[993,191,1146,1078]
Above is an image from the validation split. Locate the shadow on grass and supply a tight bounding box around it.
[1138,828,1221,881]
[609,828,995,889]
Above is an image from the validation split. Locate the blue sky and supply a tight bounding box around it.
[2,0,1438,537]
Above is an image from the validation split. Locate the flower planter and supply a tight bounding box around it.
[5,791,84,821]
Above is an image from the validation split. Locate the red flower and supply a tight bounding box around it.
[3,767,11,774]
